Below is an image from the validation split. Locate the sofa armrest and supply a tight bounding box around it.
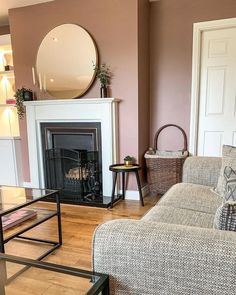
[93,219,236,295]
[182,156,222,187]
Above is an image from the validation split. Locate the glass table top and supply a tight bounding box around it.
[0,254,108,295]
[0,186,57,215]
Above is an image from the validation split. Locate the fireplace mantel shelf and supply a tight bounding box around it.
[24,98,120,106]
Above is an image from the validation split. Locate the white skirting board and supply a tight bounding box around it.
[119,185,149,200]
[23,182,33,188]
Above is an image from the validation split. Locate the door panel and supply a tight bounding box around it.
[208,38,229,58]
[203,131,223,156]
[205,66,226,115]
[197,28,236,156]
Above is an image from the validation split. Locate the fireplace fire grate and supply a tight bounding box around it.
[45,148,103,204]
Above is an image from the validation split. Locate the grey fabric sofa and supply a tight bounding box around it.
[92,157,236,295]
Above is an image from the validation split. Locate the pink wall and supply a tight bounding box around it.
[150,0,236,151]
[9,0,236,188]
[9,0,150,189]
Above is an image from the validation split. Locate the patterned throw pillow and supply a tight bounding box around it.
[224,166,236,201]
[215,145,236,197]
[214,202,236,231]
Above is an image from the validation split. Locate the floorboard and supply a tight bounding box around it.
[3,196,159,293]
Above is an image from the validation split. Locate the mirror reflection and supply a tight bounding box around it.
[36,24,98,99]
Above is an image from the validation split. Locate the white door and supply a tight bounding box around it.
[197,27,236,156]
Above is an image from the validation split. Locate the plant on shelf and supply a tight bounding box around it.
[93,63,111,98]
[14,87,33,119]
[124,155,134,166]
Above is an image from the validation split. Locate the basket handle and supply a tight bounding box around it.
[154,124,188,151]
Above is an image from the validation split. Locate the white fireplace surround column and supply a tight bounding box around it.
[24,98,120,197]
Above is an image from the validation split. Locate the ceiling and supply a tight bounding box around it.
[0,0,54,25]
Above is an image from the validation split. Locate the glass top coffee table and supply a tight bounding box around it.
[0,185,62,260]
[0,253,109,295]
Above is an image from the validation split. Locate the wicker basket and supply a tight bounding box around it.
[145,124,189,196]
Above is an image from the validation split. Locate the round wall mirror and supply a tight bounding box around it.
[36,24,98,99]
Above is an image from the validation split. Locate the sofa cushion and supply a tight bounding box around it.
[158,183,222,214]
[142,205,215,228]
[182,156,222,187]
[214,202,236,231]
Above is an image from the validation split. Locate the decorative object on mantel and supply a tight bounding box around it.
[14,87,33,119]
[124,155,134,166]
[93,63,111,98]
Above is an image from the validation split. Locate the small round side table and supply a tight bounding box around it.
[109,164,144,208]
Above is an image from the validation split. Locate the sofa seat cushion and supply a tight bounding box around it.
[158,183,222,214]
[142,205,215,228]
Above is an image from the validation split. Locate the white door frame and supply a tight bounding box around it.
[190,17,236,155]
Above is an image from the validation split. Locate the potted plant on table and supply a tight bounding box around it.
[93,63,111,98]
[124,155,134,167]
[14,87,33,119]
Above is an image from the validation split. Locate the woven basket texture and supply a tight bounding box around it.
[145,124,188,195]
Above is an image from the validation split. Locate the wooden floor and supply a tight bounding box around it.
[3,196,158,293]
[0,197,158,295]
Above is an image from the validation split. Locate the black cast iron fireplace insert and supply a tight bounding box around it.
[40,122,111,207]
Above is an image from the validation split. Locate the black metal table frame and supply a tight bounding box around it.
[0,253,109,295]
[0,189,62,280]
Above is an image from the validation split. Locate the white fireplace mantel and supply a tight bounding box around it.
[24,98,120,196]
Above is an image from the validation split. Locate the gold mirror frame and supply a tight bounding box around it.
[36,24,98,99]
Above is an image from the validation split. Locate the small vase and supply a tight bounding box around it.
[23,90,33,101]
[100,86,108,98]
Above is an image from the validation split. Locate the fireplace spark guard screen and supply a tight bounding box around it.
[40,122,114,207]
[45,148,103,204]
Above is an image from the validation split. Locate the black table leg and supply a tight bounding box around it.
[135,171,144,206]
[56,192,62,246]
[0,217,4,253]
[102,283,110,295]
[122,172,125,200]
[110,172,117,208]
[0,218,7,288]
[0,258,6,295]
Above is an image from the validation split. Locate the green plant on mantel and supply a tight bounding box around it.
[14,87,32,119]
[93,63,111,87]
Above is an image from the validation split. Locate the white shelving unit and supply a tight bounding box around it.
[0,34,22,186]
